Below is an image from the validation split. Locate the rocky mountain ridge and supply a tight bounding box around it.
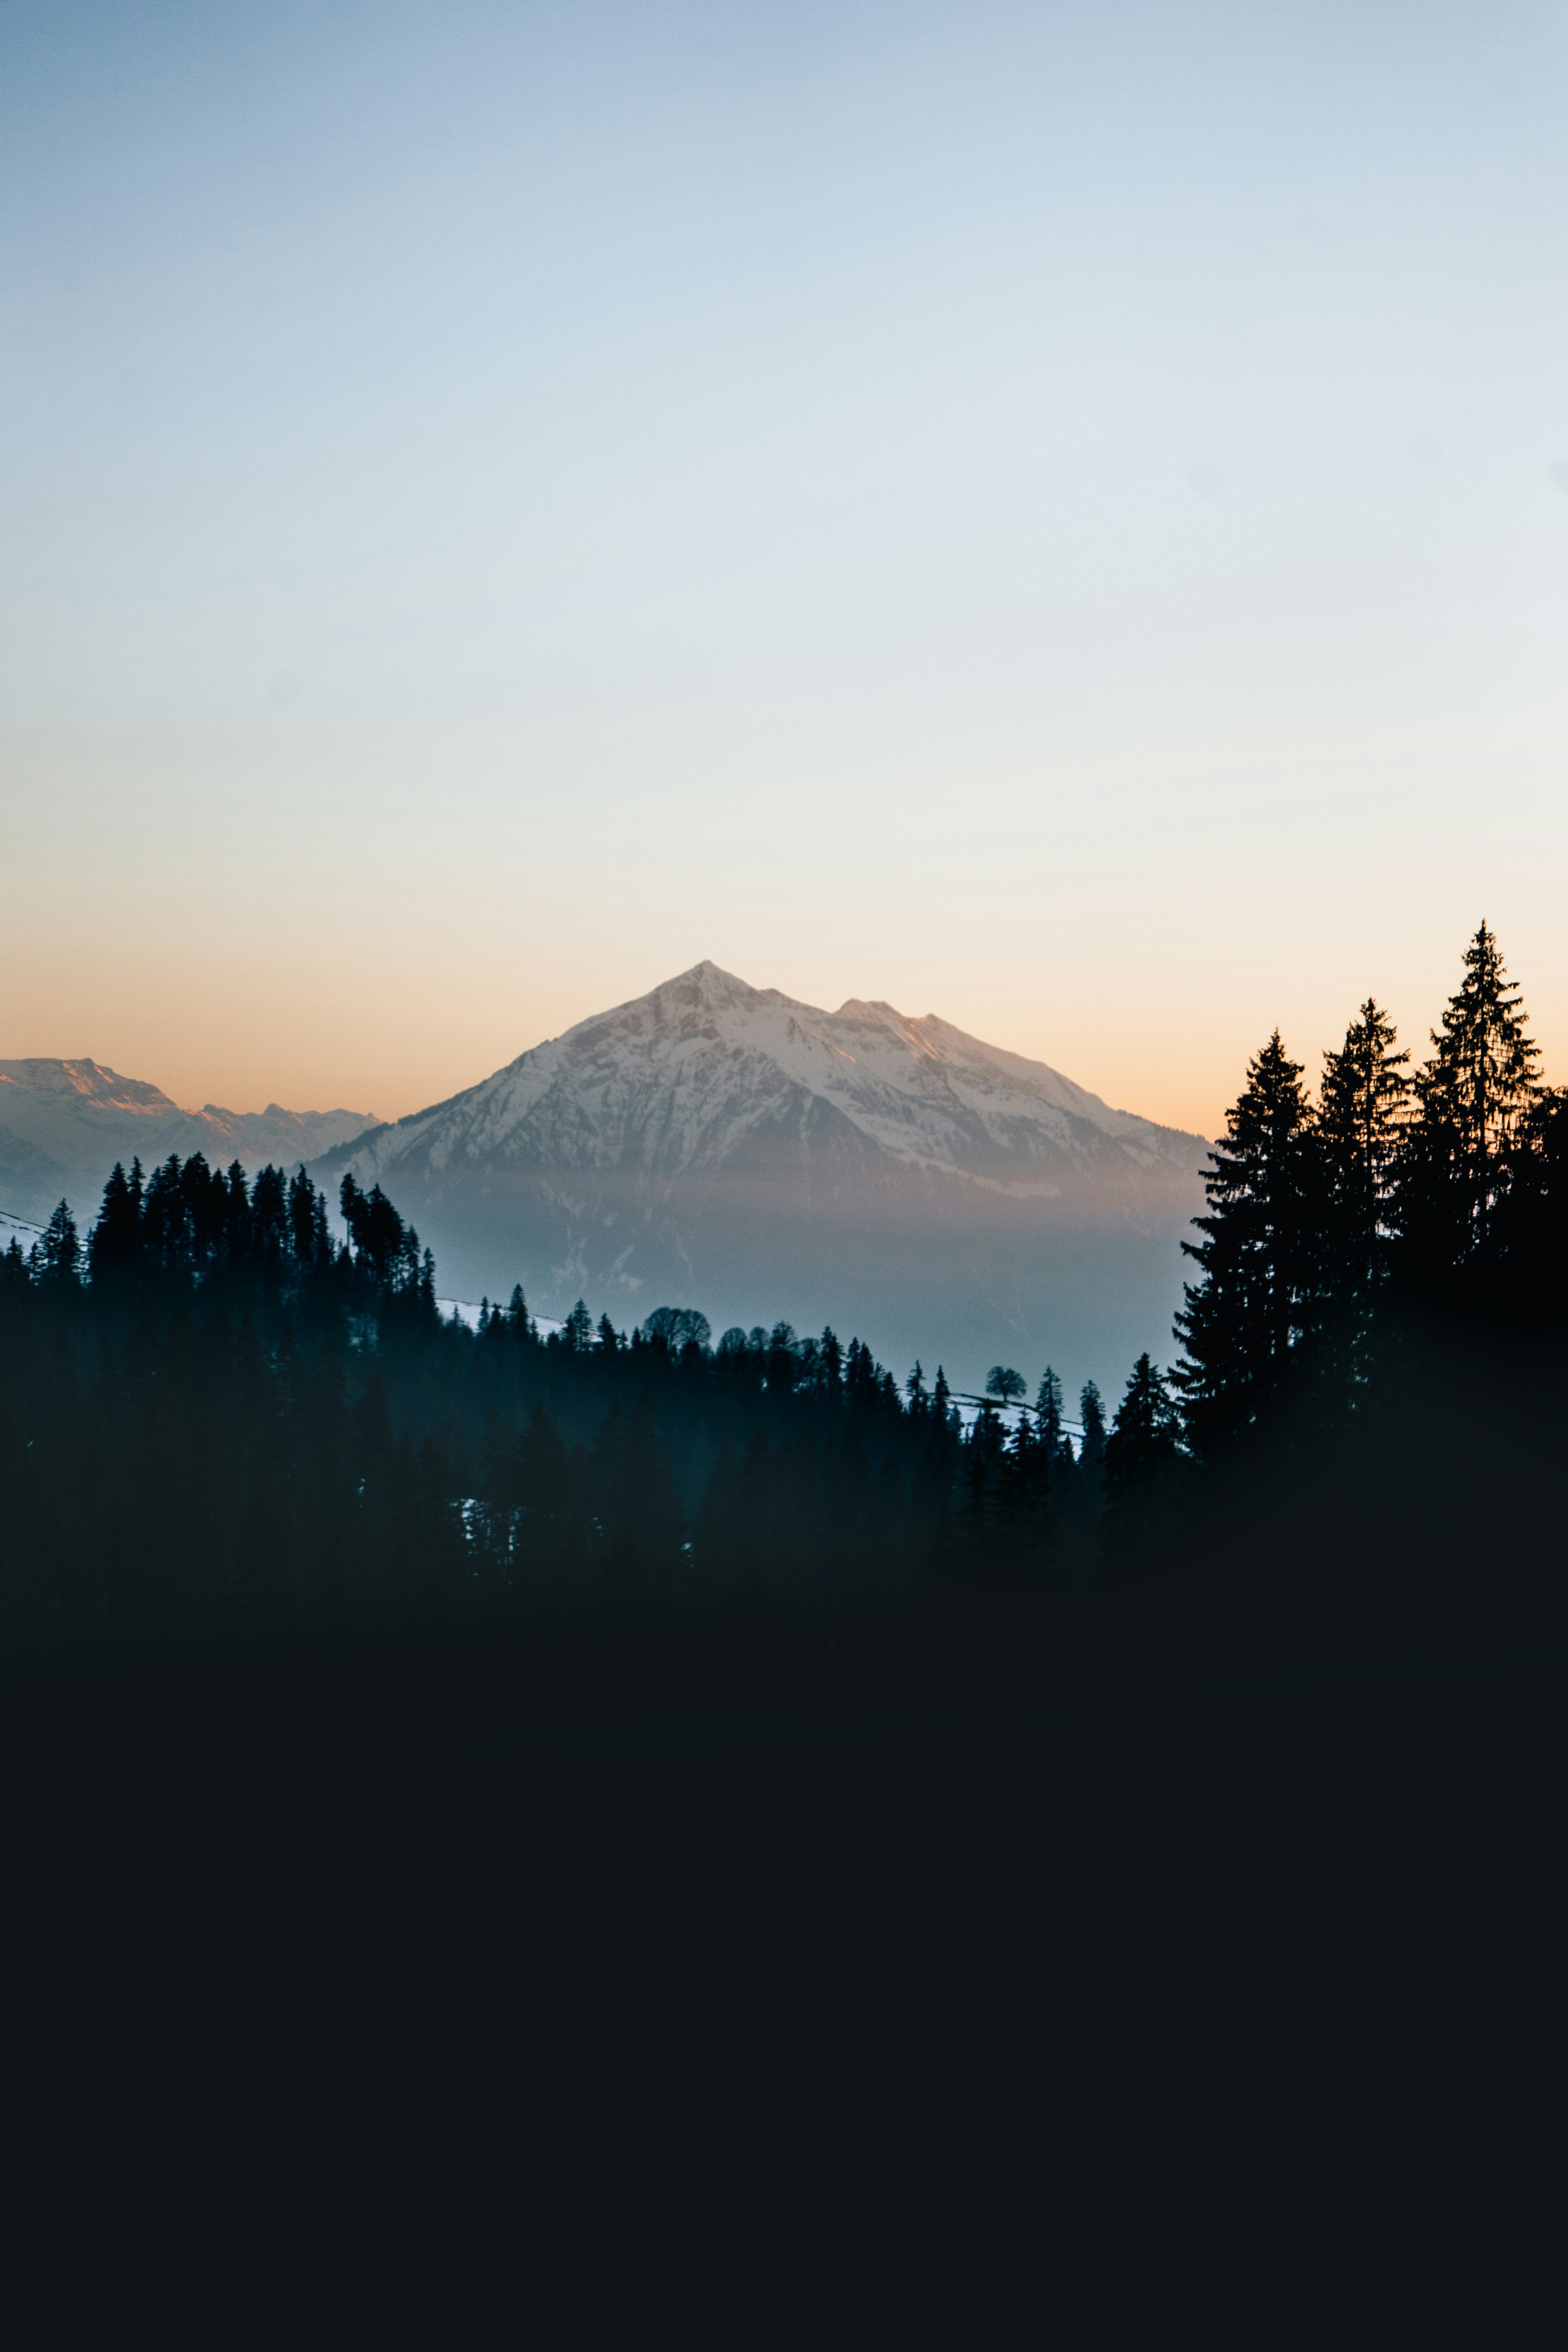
[0,1058,379,1226]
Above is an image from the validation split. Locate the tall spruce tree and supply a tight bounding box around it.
[1397,924,1542,1296]
[1318,1000,1410,1294]
[1100,1355,1185,1567]
[1173,1030,1318,1460]
[1314,999,1410,1401]
[995,1411,1056,1574]
[88,1163,141,1282]
[1034,1366,1075,1475]
[1034,1365,1061,1438]
[36,1200,81,1286]
[932,1367,957,1436]
[1077,1381,1106,1475]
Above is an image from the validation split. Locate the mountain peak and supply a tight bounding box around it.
[313,965,1210,1394]
[668,960,751,989]
[835,997,908,1024]
[637,961,768,1015]
[0,1056,178,1113]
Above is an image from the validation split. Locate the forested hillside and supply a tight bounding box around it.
[1,924,1563,1649]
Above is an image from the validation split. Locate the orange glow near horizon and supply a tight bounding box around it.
[5,889,1564,1151]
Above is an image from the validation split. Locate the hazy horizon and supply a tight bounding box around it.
[3,921,1552,1140]
[12,952,1228,1134]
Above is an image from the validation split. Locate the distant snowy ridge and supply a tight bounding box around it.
[0,1057,383,1225]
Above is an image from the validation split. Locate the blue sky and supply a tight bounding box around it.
[3,0,1566,1124]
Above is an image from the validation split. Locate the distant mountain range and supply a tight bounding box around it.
[0,1059,379,1227]
[312,963,1210,1396]
[3,975,1214,1392]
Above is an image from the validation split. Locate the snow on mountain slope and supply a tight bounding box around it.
[0,1058,381,1224]
[331,962,1192,1188]
[316,965,1210,1397]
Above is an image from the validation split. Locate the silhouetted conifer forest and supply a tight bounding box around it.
[2,923,1563,1653]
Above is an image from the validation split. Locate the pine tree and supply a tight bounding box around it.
[1318,1000,1410,1294]
[340,1175,422,1290]
[1397,923,1542,1296]
[289,1168,330,1267]
[37,1200,81,1286]
[845,1337,879,1406]
[1311,998,1412,1406]
[1034,1366,1074,1471]
[1173,1031,1318,1460]
[1100,1355,1185,1567]
[995,1412,1056,1574]
[762,1324,800,1397]
[223,1160,252,1261]
[958,1398,1009,1561]
[179,1153,223,1267]
[89,1163,141,1282]
[1078,1381,1107,1475]
[141,1155,192,1272]
[250,1166,290,1264]
[932,1367,956,1435]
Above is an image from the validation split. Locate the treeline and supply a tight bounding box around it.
[1082,921,1568,1559]
[0,1158,1111,1630]
[1058,922,1568,1543]
[1,922,1563,1639]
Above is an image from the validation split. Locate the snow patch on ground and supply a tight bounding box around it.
[438,1296,564,1338]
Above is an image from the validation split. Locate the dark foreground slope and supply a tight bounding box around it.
[5,1146,1562,2311]
[5,1436,1562,2325]
[4,1330,1561,2332]
[4,1308,1562,1787]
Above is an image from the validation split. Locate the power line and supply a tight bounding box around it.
[949,1391,1087,1435]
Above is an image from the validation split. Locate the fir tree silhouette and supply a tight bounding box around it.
[1398,923,1543,1298]
[1174,1031,1318,1462]
[1100,1356,1185,1570]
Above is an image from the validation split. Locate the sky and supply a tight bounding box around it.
[3,0,1566,1136]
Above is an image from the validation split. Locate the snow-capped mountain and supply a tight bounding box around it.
[0,1058,380,1226]
[314,964,1209,1395]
